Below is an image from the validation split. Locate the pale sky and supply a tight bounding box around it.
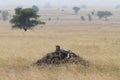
[0,0,120,8]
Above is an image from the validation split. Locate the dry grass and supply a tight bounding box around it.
[0,8,120,80]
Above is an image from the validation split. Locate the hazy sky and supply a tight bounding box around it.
[0,0,120,8]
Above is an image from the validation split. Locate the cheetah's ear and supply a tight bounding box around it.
[56,45,61,51]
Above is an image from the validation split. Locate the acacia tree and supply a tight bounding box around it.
[10,8,45,31]
[72,7,80,14]
[97,11,112,21]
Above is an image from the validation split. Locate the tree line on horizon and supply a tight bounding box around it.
[0,5,113,31]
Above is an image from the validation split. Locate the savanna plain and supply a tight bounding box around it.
[0,8,120,80]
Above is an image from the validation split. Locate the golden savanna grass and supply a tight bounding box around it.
[0,8,120,80]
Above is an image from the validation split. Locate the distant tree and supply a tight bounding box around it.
[80,16,85,21]
[72,7,80,14]
[96,11,112,21]
[88,14,92,21]
[32,5,39,13]
[10,8,45,31]
[1,11,9,21]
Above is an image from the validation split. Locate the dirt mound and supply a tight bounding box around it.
[35,45,89,67]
